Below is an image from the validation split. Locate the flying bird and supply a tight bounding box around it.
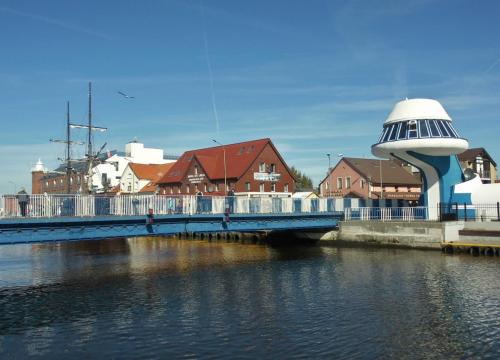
[118,91,135,99]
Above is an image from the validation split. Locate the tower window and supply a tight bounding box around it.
[443,121,458,138]
[436,121,450,137]
[428,120,440,137]
[419,120,430,138]
[397,121,407,139]
[388,123,400,141]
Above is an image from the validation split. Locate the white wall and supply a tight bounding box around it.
[91,142,174,193]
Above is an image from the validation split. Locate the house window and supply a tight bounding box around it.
[346,176,351,189]
[337,177,343,189]
[259,183,265,192]
[271,183,276,192]
[102,173,108,185]
[284,183,289,192]
[215,183,219,192]
[259,162,266,172]
[177,186,181,194]
[186,185,190,193]
[194,165,198,175]
[245,182,251,191]
[360,179,365,189]
[204,183,207,192]
[127,185,131,192]
[170,186,173,195]
[195,184,199,192]
[270,163,276,172]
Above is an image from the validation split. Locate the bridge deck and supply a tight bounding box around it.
[0,212,341,245]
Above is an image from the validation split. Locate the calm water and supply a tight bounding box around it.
[0,238,499,359]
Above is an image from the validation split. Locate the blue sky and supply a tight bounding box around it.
[1,0,500,194]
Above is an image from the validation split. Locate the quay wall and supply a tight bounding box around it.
[312,221,467,249]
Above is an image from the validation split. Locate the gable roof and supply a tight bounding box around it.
[158,138,293,184]
[457,148,497,167]
[321,157,421,186]
[139,182,157,193]
[129,163,175,182]
[344,157,421,185]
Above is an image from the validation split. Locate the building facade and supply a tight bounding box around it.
[457,148,497,184]
[119,163,175,194]
[32,141,176,194]
[158,138,295,196]
[319,157,421,202]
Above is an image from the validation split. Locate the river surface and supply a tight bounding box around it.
[0,237,499,359]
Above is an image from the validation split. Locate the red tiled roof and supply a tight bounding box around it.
[129,163,175,182]
[159,138,290,184]
[139,182,157,193]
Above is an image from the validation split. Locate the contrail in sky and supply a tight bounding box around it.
[0,5,111,40]
[200,1,220,137]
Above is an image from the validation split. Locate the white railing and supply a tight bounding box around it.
[345,207,428,221]
[0,194,338,219]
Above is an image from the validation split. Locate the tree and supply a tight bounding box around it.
[289,166,314,191]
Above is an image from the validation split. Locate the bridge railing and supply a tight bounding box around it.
[345,207,428,221]
[0,194,340,218]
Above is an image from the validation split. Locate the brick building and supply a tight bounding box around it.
[319,157,422,202]
[32,159,89,194]
[157,138,295,196]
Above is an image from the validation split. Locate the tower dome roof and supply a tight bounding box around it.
[385,98,451,124]
[32,158,45,172]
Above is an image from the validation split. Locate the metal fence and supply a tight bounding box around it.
[438,202,500,222]
[0,194,340,219]
[345,207,428,221]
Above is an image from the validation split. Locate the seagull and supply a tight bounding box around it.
[118,91,135,99]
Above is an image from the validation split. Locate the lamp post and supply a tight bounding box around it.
[8,181,18,194]
[212,139,227,195]
[379,159,383,201]
[326,154,331,197]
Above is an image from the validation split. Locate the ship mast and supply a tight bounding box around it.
[66,102,71,194]
[69,82,107,193]
[50,101,83,194]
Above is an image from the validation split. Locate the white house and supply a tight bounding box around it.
[119,162,175,194]
[90,140,176,193]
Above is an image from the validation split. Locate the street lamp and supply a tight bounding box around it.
[379,159,383,201]
[212,139,227,195]
[326,153,331,197]
[8,180,18,194]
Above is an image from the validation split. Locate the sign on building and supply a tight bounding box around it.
[254,172,281,182]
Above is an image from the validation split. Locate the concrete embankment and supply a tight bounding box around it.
[299,221,464,250]
[300,220,500,251]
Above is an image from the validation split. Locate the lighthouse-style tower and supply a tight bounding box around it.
[372,99,469,219]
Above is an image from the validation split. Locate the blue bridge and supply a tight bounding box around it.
[0,194,343,245]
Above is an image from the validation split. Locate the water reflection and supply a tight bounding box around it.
[0,238,499,359]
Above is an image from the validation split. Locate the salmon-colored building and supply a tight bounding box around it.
[319,157,422,202]
[157,138,295,196]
